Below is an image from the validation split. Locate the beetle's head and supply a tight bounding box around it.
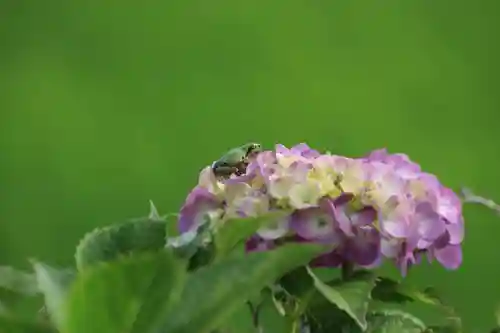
[244,142,262,156]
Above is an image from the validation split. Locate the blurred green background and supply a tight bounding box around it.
[1,0,499,331]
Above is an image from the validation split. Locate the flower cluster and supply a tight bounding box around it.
[178,143,464,275]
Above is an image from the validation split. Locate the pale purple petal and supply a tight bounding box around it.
[329,198,354,237]
[390,153,413,165]
[434,244,462,270]
[333,192,355,205]
[290,143,321,158]
[331,155,351,173]
[330,201,376,237]
[289,206,338,241]
[287,160,313,182]
[343,226,381,266]
[417,238,433,250]
[275,144,290,155]
[366,165,408,206]
[365,148,422,179]
[227,190,270,218]
[351,207,377,227]
[446,222,464,245]
[365,149,417,169]
[409,173,441,200]
[275,143,320,159]
[414,202,446,241]
[255,151,277,178]
[380,211,410,238]
[365,148,389,161]
[380,237,401,258]
[257,215,290,240]
[178,187,221,233]
[436,186,463,225]
[393,158,421,178]
[396,246,417,277]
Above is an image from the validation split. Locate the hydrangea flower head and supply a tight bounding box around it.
[178,143,465,276]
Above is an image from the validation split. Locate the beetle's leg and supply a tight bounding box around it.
[234,161,250,176]
[247,147,261,160]
[212,165,239,179]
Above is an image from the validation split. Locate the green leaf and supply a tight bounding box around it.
[220,290,298,333]
[0,316,56,333]
[0,301,5,312]
[0,266,39,296]
[258,292,295,333]
[32,262,75,330]
[365,309,427,333]
[266,284,302,318]
[371,278,462,332]
[410,287,447,308]
[186,242,216,272]
[372,278,458,316]
[427,316,462,333]
[425,324,461,333]
[64,251,186,333]
[372,278,444,307]
[306,267,376,331]
[214,211,291,258]
[371,277,414,304]
[162,243,328,333]
[279,266,315,298]
[216,302,256,333]
[75,219,167,270]
[277,267,329,322]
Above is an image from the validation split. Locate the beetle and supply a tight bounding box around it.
[211,142,262,179]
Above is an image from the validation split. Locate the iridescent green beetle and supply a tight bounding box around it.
[211,142,262,179]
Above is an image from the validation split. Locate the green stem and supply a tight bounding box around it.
[246,300,262,331]
[341,261,354,280]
